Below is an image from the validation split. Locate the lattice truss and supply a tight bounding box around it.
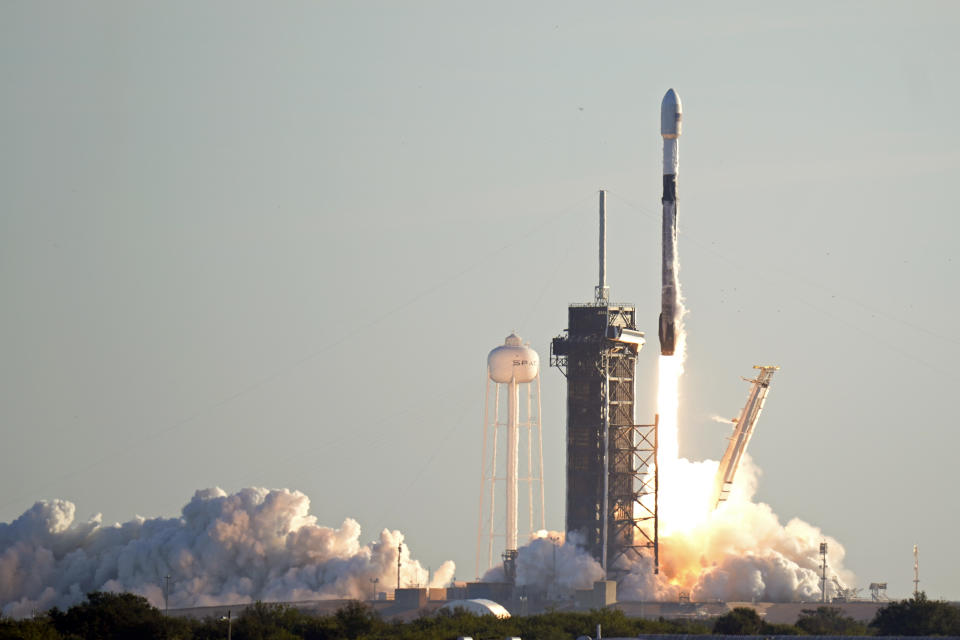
[604,349,658,576]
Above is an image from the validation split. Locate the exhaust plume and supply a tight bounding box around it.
[619,455,854,601]
[0,487,454,618]
[481,531,604,591]
[643,281,854,600]
[481,458,853,603]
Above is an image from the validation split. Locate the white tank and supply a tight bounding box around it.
[487,333,539,383]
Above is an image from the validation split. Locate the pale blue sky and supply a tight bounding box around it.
[2,1,959,600]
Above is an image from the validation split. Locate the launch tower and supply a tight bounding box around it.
[551,191,658,575]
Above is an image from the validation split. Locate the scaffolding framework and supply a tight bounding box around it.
[551,303,658,575]
[608,409,658,576]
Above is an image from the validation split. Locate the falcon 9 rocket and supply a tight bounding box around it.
[659,88,682,356]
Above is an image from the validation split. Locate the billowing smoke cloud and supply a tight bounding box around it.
[621,455,854,602]
[0,487,454,618]
[484,457,853,603]
[482,531,604,592]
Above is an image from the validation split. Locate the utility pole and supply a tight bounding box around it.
[224,610,232,640]
[397,543,403,591]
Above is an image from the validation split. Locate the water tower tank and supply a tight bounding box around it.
[478,332,545,576]
[487,333,539,383]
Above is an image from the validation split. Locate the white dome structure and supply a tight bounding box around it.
[439,598,511,619]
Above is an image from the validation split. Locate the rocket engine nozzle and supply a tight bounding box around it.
[658,312,676,357]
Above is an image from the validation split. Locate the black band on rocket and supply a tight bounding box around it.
[662,175,677,203]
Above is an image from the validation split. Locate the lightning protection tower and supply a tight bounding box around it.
[551,191,658,577]
[476,333,545,579]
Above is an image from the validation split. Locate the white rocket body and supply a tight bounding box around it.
[659,88,682,356]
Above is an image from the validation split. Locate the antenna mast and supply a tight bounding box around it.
[913,544,919,598]
[596,190,609,303]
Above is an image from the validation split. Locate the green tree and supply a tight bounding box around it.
[760,621,801,635]
[231,602,302,640]
[0,614,63,640]
[394,609,507,640]
[49,592,171,640]
[333,601,381,639]
[796,606,868,635]
[712,606,763,634]
[870,592,960,636]
[294,611,339,640]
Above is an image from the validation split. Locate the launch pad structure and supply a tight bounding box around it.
[551,191,659,577]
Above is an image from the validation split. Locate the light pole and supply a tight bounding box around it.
[819,542,828,603]
[220,610,232,640]
[163,575,171,614]
[397,543,403,591]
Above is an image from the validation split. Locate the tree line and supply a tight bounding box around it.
[2,591,959,639]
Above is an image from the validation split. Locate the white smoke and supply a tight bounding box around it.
[481,531,604,591]
[482,457,853,603]
[619,455,854,602]
[0,487,454,618]
[516,532,605,591]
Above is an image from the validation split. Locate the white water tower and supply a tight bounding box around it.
[475,332,545,578]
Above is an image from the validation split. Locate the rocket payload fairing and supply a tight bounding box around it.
[659,88,682,356]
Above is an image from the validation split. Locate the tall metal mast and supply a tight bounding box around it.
[596,190,609,304]
[913,544,920,598]
[820,542,829,603]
